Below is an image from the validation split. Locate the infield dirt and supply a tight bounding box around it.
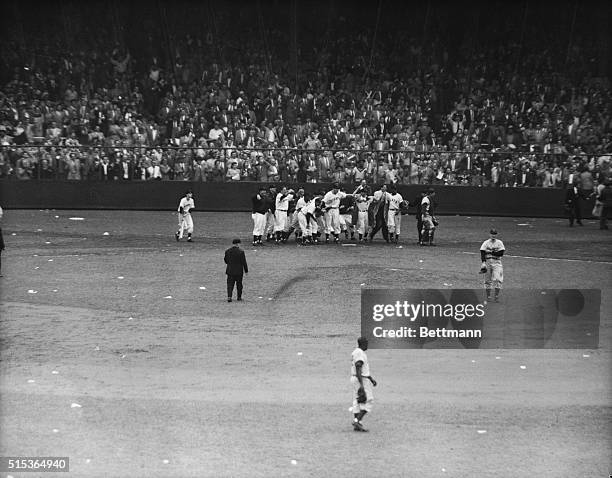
[0,210,610,477]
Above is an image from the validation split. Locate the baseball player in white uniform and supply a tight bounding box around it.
[350,337,377,432]
[355,190,372,242]
[386,186,403,243]
[274,186,294,243]
[322,183,349,243]
[480,228,505,302]
[291,189,306,242]
[175,190,195,242]
[297,194,319,245]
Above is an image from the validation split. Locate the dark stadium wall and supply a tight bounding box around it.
[0,181,596,218]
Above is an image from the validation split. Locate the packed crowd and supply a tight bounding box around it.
[0,2,610,187]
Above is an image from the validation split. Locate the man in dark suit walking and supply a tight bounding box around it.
[224,238,248,302]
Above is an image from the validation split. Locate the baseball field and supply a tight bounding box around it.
[0,209,610,478]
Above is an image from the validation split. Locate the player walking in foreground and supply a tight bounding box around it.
[480,228,505,302]
[351,337,377,432]
[175,190,195,242]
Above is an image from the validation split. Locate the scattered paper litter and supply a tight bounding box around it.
[258,296,263,299]
[85,459,91,464]
[163,459,169,464]
[117,276,124,279]
[54,215,59,218]
[297,352,303,356]
[582,354,590,358]
[51,370,59,374]
[71,403,82,408]
[34,267,39,270]
[179,254,184,257]
[52,429,59,433]
[45,241,51,244]
[27,379,35,383]
[268,297,273,301]
[477,430,487,434]
[33,254,38,256]
[517,223,530,226]
[419,259,423,263]
[164,295,173,299]
[341,243,356,247]
[199,286,206,290]
[291,460,297,465]
[519,365,527,369]
[11,232,16,236]
[95,346,100,351]
[495,356,501,360]
[36,228,43,232]
[442,468,446,472]
[27,289,38,294]
[103,232,110,236]
[389,268,399,271]
[397,245,403,249]
[53,289,58,292]
[471,360,476,363]
[360,283,366,286]
[120,354,126,358]
[69,217,85,221]
[132,295,137,298]
[48,259,53,262]
[128,317,134,321]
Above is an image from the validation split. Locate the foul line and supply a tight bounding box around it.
[461,251,612,265]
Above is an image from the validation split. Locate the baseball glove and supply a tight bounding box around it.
[356,387,367,404]
[479,262,488,273]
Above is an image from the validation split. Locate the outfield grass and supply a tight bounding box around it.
[0,210,610,477]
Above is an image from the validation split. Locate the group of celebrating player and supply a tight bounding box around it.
[250,180,439,247]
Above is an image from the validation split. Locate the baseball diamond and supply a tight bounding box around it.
[0,210,609,477]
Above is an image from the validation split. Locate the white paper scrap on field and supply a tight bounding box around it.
[71,403,82,408]
[519,365,527,369]
[477,430,487,434]
[164,295,173,299]
[103,232,110,236]
[199,286,206,290]
[52,370,59,374]
[27,289,38,294]
[27,379,36,383]
[69,217,85,221]
[117,276,124,279]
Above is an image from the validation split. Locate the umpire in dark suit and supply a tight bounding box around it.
[224,238,248,302]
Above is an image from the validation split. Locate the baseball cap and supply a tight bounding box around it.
[490,229,498,235]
